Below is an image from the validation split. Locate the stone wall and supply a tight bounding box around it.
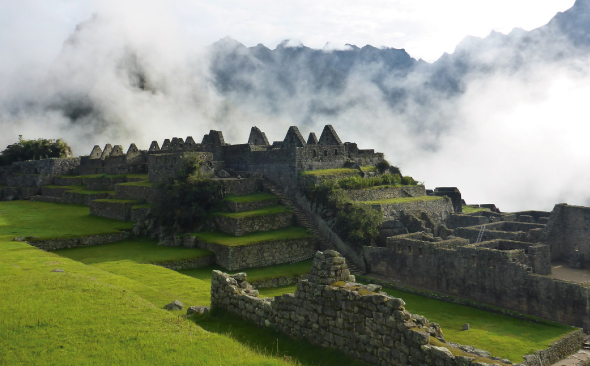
[211,251,509,366]
[224,198,279,212]
[0,157,81,185]
[454,221,545,244]
[369,196,454,226]
[152,255,214,270]
[543,204,590,264]
[219,178,263,195]
[364,236,590,331]
[90,200,137,221]
[189,236,316,270]
[27,232,130,250]
[148,152,212,182]
[346,185,426,202]
[249,275,305,288]
[213,212,294,236]
[114,184,155,203]
[521,330,584,366]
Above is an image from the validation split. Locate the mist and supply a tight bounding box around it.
[1,1,589,213]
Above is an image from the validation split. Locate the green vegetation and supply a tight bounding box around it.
[192,227,313,247]
[151,154,224,234]
[0,135,72,166]
[0,201,132,239]
[376,286,575,363]
[303,180,383,250]
[300,168,359,176]
[359,196,442,205]
[117,180,154,187]
[463,205,490,214]
[375,160,390,173]
[56,237,212,264]
[223,192,277,203]
[59,173,149,180]
[213,205,292,219]
[338,174,403,190]
[43,184,114,195]
[360,166,377,172]
[93,198,143,204]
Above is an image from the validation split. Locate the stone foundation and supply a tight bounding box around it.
[90,200,139,221]
[27,232,131,250]
[225,198,280,213]
[347,185,426,202]
[152,255,214,270]
[213,212,294,236]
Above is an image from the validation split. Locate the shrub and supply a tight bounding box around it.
[335,203,383,249]
[0,136,73,166]
[375,160,391,174]
[401,176,418,185]
[152,155,224,233]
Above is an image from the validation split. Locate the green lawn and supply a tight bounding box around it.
[358,195,442,205]
[43,184,114,195]
[223,192,277,203]
[462,206,490,214]
[300,168,359,176]
[0,201,132,239]
[213,205,292,219]
[59,173,149,180]
[192,227,313,247]
[117,180,155,187]
[55,237,212,264]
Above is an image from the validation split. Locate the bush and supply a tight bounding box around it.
[0,136,73,166]
[401,176,418,185]
[335,203,383,249]
[152,155,224,233]
[375,160,391,174]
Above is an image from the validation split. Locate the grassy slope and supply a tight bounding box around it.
[0,201,132,239]
[0,201,365,366]
[55,237,212,264]
[192,227,313,247]
[224,192,277,203]
[213,205,292,219]
[358,196,442,205]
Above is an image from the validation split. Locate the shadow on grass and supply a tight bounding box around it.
[191,309,368,366]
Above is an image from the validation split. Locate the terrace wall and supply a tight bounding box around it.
[364,236,590,331]
[369,197,454,226]
[346,185,426,202]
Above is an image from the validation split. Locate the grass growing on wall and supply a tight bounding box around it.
[462,206,490,214]
[0,201,132,239]
[59,173,149,180]
[358,196,442,205]
[117,180,154,187]
[213,205,292,219]
[223,192,277,203]
[300,168,360,176]
[192,227,313,247]
[43,184,115,195]
[55,237,213,264]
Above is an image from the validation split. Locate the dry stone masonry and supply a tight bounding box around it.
[211,250,514,366]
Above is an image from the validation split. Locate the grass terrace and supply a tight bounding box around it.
[132,203,153,209]
[358,196,442,205]
[192,227,313,247]
[55,237,212,265]
[223,192,277,203]
[59,173,149,180]
[117,180,154,187]
[92,198,143,204]
[0,201,132,239]
[300,168,360,176]
[213,205,292,219]
[43,184,115,195]
[463,205,490,214]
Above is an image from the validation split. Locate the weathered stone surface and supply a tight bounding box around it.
[28,232,131,251]
[187,306,210,315]
[164,300,183,310]
[213,211,294,236]
[51,268,65,273]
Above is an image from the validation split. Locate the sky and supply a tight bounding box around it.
[0,0,586,212]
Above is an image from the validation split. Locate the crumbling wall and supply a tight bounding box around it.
[369,196,454,226]
[543,204,590,265]
[211,251,507,366]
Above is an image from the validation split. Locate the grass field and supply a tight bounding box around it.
[358,195,442,205]
[213,205,292,219]
[224,192,277,203]
[192,227,313,247]
[0,201,132,239]
[0,200,578,364]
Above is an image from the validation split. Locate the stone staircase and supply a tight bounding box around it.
[262,178,366,275]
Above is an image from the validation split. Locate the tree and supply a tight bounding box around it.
[0,136,73,166]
